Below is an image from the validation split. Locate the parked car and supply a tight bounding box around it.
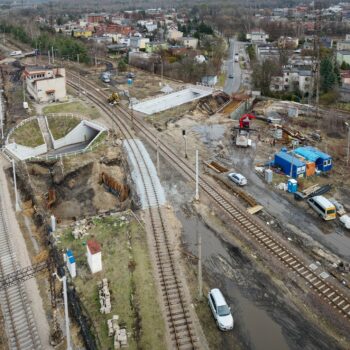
[228,74,234,79]
[126,72,135,79]
[228,172,247,186]
[208,288,234,331]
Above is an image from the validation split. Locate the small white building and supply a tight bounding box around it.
[87,240,102,273]
[246,30,269,43]
[24,66,66,103]
[66,249,76,278]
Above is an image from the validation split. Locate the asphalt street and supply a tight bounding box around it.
[224,39,243,95]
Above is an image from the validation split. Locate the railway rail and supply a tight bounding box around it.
[67,70,350,323]
[0,183,42,349]
[67,78,198,349]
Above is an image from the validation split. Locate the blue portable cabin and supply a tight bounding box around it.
[294,146,332,172]
[274,151,306,178]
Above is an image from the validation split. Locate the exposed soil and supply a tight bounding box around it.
[17,135,132,223]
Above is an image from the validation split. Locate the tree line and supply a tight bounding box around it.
[0,21,89,63]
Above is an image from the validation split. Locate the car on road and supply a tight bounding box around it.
[228,172,247,186]
[228,74,234,79]
[208,288,234,331]
[234,53,239,62]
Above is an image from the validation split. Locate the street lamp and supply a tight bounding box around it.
[53,273,72,350]
[345,122,350,167]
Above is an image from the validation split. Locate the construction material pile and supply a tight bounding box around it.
[107,315,128,349]
[72,219,94,239]
[98,278,111,314]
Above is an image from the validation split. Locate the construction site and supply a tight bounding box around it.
[0,33,350,350]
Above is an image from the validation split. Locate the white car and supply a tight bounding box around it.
[208,288,234,331]
[228,172,247,186]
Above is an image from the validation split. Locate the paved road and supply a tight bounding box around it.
[223,39,243,95]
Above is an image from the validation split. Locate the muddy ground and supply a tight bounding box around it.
[145,140,348,349]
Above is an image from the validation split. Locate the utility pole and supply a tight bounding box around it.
[182,130,188,158]
[12,159,20,211]
[51,46,54,64]
[195,150,199,201]
[346,122,350,167]
[156,134,160,174]
[197,224,202,300]
[77,54,81,96]
[54,274,71,350]
[48,50,51,65]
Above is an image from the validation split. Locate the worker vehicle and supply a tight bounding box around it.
[107,92,120,105]
[307,195,336,221]
[208,288,234,331]
[228,172,247,186]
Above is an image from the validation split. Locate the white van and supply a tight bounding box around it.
[307,195,336,221]
[208,288,234,331]
[10,50,22,57]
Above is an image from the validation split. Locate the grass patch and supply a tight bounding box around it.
[57,213,166,350]
[218,73,226,87]
[43,101,101,120]
[11,119,44,147]
[47,115,80,140]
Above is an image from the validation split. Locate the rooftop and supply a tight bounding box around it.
[87,240,101,254]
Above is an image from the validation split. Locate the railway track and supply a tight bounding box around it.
[0,182,42,349]
[67,78,198,349]
[67,72,350,322]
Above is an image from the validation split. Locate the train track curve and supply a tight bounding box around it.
[67,71,350,323]
[67,78,199,349]
[0,181,42,349]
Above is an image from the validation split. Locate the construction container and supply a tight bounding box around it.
[294,146,332,172]
[288,179,298,193]
[274,151,306,178]
[306,162,316,176]
[265,169,273,183]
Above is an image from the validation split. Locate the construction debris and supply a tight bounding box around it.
[72,219,94,239]
[107,315,128,349]
[98,278,111,314]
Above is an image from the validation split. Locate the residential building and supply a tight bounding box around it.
[145,41,168,53]
[256,44,279,62]
[167,28,183,40]
[337,51,350,65]
[270,68,313,94]
[179,37,198,49]
[87,14,105,24]
[337,40,350,51]
[24,66,66,103]
[130,36,150,50]
[73,29,93,38]
[128,51,160,70]
[341,70,350,85]
[277,36,299,49]
[246,30,269,43]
